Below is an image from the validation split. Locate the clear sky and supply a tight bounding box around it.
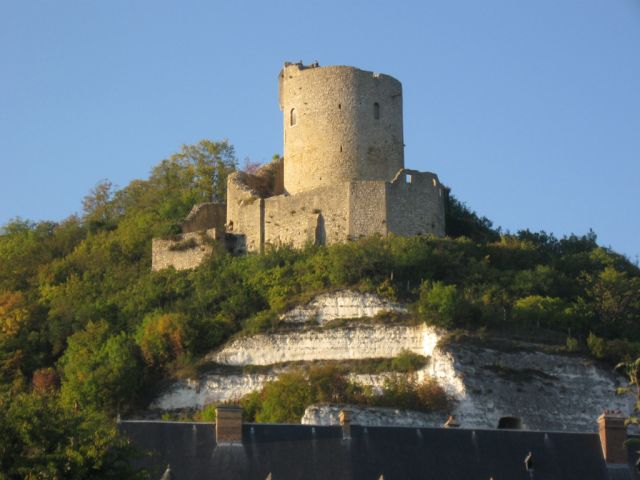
[1,0,639,261]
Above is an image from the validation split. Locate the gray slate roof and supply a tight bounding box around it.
[120,421,636,480]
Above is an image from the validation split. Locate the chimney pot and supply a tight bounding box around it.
[598,411,627,464]
[339,409,352,440]
[444,415,460,428]
[216,405,243,445]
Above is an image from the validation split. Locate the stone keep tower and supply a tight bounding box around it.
[279,64,405,194]
[152,62,446,269]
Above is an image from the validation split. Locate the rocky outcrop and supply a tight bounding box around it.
[150,373,277,410]
[279,290,407,325]
[302,405,444,428]
[151,291,634,432]
[155,321,634,432]
[207,324,439,366]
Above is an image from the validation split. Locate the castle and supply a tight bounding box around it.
[152,62,446,270]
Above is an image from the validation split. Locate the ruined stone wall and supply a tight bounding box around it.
[264,183,350,249]
[181,203,226,234]
[280,64,404,195]
[386,169,445,237]
[229,172,445,252]
[347,181,388,240]
[226,173,263,253]
[151,229,219,271]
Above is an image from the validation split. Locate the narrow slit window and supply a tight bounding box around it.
[406,174,412,184]
[373,102,380,120]
[290,108,297,126]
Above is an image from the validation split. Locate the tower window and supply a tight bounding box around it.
[373,102,380,120]
[290,108,297,126]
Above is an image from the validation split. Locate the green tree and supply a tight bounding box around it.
[580,267,640,336]
[0,391,145,479]
[59,321,142,414]
[444,191,499,243]
[135,312,194,369]
[82,180,120,232]
[254,371,313,423]
[150,139,236,204]
[512,295,570,329]
[418,281,459,328]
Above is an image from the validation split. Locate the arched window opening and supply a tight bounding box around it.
[373,102,380,120]
[290,108,297,126]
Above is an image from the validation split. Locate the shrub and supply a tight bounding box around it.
[239,365,450,423]
[513,295,569,328]
[254,371,313,423]
[193,403,217,422]
[565,336,580,353]
[587,332,640,363]
[417,281,459,328]
[373,374,451,413]
[390,350,428,372]
[587,332,606,359]
[136,312,194,369]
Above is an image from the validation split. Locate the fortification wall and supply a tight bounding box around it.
[386,169,445,237]
[181,203,226,234]
[264,183,350,249]
[226,173,263,253]
[151,229,218,271]
[347,181,388,240]
[280,64,404,195]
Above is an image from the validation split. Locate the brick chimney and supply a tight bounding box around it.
[339,409,352,440]
[597,410,628,464]
[216,405,243,445]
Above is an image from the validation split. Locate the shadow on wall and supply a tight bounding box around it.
[315,214,326,246]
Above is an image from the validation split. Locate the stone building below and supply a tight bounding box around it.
[152,62,445,270]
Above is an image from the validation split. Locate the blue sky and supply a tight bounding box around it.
[1,0,639,260]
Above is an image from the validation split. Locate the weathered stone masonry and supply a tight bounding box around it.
[152,62,446,268]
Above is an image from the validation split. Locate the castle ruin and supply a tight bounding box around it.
[152,62,445,270]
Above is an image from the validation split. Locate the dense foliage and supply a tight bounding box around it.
[237,364,451,423]
[0,391,145,479]
[1,138,639,471]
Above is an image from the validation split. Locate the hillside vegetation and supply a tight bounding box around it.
[1,139,639,476]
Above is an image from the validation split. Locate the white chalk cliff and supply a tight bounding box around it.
[151,290,633,432]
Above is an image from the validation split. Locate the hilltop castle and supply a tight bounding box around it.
[152,62,446,271]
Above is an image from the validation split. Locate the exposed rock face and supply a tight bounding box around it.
[156,325,633,431]
[302,405,443,428]
[150,373,277,410]
[300,344,633,432]
[279,290,407,325]
[151,291,634,432]
[207,324,438,366]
